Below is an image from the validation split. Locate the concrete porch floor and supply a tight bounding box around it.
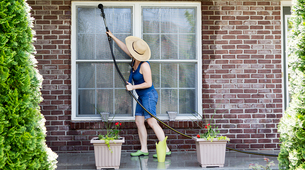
[56,150,280,170]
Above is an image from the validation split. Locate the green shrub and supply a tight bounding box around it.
[0,0,57,169]
[278,0,305,169]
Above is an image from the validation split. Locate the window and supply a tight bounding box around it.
[282,3,291,110]
[71,2,202,120]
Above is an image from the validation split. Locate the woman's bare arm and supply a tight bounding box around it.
[126,62,152,91]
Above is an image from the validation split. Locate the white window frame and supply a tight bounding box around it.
[281,1,292,112]
[71,1,202,121]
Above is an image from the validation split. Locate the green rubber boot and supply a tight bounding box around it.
[130,150,149,157]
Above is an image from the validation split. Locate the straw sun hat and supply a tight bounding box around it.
[125,36,151,61]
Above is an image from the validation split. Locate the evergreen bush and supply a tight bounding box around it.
[0,0,57,169]
[278,0,305,169]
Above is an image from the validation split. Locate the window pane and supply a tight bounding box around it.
[161,89,178,113]
[78,34,95,60]
[161,34,178,59]
[77,7,95,60]
[160,8,179,33]
[115,63,131,88]
[179,89,195,114]
[179,63,196,88]
[179,34,196,59]
[143,34,160,59]
[112,8,132,33]
[96,34,112,60]
[161,8,196,33]
[78,8,96,34]
[96,35,131,60]
[142,7,196,34]
[97,89,113,113]
[96,63,113,88]
[142,8,160,33]
[142,7,196,61]
[78,7,132,60]
[113,34,132,59]
[151,63,160,88]
[161,63,177,88]
[78,90,95,115]
[96,8,132,33]
[115,89,132,115]
[78,63,95,88]
[95,7,132,60]
[181,8,196,33]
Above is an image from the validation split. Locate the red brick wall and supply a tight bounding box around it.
[201,0,282,150]
[30,0,282,152]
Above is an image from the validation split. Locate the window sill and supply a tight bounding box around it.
[71,115,199,121]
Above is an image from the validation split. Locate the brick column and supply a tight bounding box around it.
[29,0,72,151]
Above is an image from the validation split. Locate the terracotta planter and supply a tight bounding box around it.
[90,137,125,170]
[192,137,228,168]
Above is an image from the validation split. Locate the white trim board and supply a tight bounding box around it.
[280,1,291,113]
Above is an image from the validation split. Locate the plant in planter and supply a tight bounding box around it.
[98,120,122,152]
[192,111,230,168]
[90,113,125,170]
[195,121,229,142]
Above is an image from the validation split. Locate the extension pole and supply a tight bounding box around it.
[97,4,278,157]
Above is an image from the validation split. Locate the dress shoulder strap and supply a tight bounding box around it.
[136,62,144,71]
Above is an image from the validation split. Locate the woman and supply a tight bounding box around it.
[106,31,171,158]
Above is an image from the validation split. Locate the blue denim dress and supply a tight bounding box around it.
[128,62,158,119]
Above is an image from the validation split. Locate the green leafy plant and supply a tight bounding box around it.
[278,0,305,169]
[249,158,275,170]
[193,111,229,142]
[0,0,57,169]
[97,113,122,152]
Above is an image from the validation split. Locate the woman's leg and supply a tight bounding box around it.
[147,117,170,152]
[135,116,148,152]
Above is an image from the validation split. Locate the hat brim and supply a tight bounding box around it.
[125,36,151,61]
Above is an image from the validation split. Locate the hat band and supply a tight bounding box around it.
[132,42,143,55]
